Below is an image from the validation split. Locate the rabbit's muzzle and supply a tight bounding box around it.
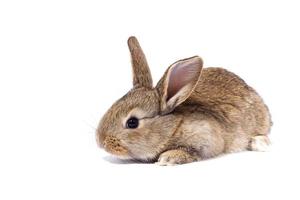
[103,135,128,156]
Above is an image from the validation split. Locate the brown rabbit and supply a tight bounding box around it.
[96,36,272,165]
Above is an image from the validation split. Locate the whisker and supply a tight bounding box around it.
[83,120,98,133]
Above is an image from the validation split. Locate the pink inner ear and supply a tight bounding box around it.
[167,57,202,100]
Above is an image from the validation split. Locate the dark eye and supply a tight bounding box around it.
[126,117,139,129]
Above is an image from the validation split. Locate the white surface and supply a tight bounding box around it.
[0,0,299,199]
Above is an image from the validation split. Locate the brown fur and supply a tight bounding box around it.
[96,36,272,165]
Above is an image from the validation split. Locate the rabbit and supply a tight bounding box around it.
[96,36,272,166]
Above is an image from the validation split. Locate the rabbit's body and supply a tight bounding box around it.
[97,37,271,165]
[163,67,271,161]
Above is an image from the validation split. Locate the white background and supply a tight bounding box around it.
[1,0,299,199]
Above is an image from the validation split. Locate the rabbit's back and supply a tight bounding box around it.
[182,67,271,137]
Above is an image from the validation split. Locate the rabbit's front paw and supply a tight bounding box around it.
[156,149,198,166]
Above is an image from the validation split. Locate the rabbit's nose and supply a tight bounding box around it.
[103,135,128,156]
[96,129,106,148]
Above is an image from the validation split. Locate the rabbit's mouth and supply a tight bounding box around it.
[103,135,129,157]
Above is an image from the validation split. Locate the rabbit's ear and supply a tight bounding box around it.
[128,36,153,88]
[156,56,203,114]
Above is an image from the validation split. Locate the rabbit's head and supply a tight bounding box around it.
[96,36,203,161]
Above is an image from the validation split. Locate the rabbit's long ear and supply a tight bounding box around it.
[128,36,153,88]
[156,56,203,114]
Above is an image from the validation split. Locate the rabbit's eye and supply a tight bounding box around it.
[126,117,139,129]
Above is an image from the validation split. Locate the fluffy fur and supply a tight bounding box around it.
[96,36,272,165]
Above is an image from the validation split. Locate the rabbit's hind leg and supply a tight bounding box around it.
[249,135,271,152]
